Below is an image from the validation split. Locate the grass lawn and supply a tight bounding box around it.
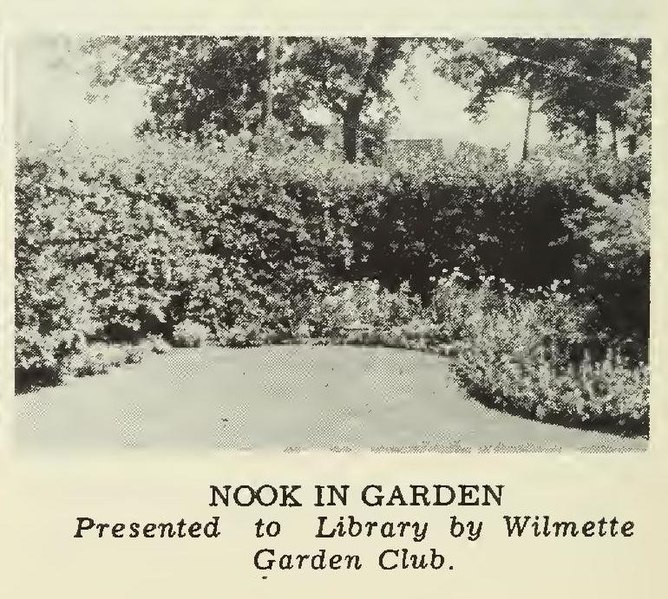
[15,345,647,452]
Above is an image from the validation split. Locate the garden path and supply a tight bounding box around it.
[16,345,647,452]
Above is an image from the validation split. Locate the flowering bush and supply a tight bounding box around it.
[442,276,649,437]
[566,185,650,357]
[304,279,421,336]
[452,348,649,437]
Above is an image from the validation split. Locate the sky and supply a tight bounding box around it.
[386,46,551,159]
[15,36,552,162]
[15,36,151,157]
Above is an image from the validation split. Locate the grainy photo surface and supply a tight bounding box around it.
[14,35,651,452]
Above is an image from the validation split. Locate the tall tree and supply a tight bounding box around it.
[85,36,408,162]
[612,38,651,156]
[522,84,535,161]
[430,38,550,160]
[283,37,407,162]
[85,36,323,144]
[431,37,651,160]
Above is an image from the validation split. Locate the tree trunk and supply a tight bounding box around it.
[342,97,364,163]
[262,36,277,127]
[611,122,619,160]
[627,133,638,155]
[522,90,534,161]
[338,37,403,163]
[623,39,648,157]
[585,112,599,157]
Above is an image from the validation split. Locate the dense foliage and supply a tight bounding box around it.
[15,135,649,436]
[433,38,651,159]
[87,36,408,163]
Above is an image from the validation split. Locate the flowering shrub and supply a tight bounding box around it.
[442,276,649,437]
[452,348,649,437]
[304,279,422,336]
[566,185,650,357]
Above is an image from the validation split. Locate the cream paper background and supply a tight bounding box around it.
[1,1,666,597]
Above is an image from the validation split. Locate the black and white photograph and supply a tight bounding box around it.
[13,35,651,452]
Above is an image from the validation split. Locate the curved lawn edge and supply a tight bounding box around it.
[266,335,649,440]
[449,367,649,440]
[16,333,649,442]
[16,344,647,452]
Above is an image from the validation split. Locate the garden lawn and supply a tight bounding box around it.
[16,345,647,452]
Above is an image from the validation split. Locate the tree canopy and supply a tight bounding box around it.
[432,37,651,159]
[85,36,650,162]
[87,36,410,163]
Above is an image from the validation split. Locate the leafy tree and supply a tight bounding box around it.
[85,35,409,163]
[431,37,651,159]
[609,38,651,156]
[86,36,324,144]
[283,37,407,162]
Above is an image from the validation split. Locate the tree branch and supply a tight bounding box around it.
[318,76,346,115]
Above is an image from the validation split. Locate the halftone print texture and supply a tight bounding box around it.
[14,36,650,452]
